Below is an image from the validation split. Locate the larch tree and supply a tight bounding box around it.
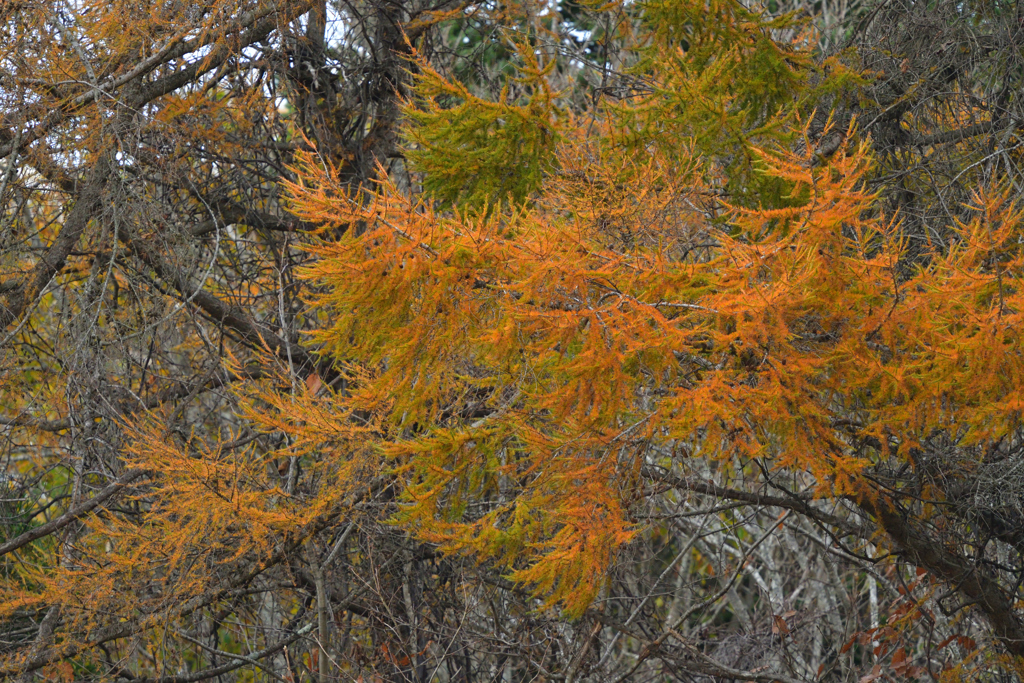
[2,0,1024,682]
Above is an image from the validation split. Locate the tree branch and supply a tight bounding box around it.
[640,466,871,540]
[124,623,315,683]
[858,494,1024,658]
[0,469,149,558]
[121,229,318,373]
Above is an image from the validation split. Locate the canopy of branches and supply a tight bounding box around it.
[1,0,1024,682]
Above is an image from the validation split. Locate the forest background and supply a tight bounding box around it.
[2,0,1024,680]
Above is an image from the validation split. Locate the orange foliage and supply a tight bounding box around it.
[279,100,1024,620]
